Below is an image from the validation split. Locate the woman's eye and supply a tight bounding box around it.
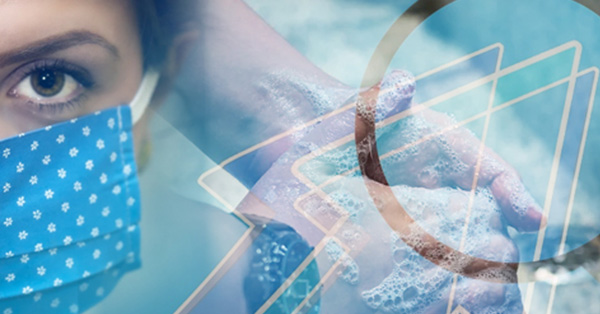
[4,60,94,117]
[14,69,81,101]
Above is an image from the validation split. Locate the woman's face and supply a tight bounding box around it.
[0,0,144,140]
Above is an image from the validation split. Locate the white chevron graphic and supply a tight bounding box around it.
[452,305,471,314]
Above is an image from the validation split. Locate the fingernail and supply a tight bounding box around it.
[521,204,546,232]
[376,70,416,120]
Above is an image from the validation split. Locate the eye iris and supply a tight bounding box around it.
[31,69,65,97]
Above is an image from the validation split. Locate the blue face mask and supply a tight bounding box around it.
[0,71,160,311]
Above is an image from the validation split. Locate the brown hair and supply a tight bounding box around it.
[134,0,199,68]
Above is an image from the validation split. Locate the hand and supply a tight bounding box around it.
[354,184,523,313]
[236,70,544,313]
[355,72,546,232]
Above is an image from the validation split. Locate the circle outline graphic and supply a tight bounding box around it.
[355,0,600,283]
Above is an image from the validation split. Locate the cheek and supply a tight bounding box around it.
[0,119,19,140]
[87,65,143,113]
[132,111,152,167]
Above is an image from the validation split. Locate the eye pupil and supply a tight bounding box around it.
[38,70,56,88]
[31,69,65,97]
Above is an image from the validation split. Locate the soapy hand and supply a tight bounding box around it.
[237,70,544,313]
[355,184,524,313]
[355,70,546,233]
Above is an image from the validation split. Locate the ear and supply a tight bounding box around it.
[149,26,200,110]
[164,25,201,79]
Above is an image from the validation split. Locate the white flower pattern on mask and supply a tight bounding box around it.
[50,298,60,308]
[5,274,15,282]
[57,169,67,179]
[69,148,79,158]
[44,189,54,199]
[112,186,121,195]
[47,223,56,233]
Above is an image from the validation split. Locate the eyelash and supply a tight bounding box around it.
[7,59,95,114]
[23,93,88,115]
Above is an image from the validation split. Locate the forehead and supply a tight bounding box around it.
[0,0,138,50]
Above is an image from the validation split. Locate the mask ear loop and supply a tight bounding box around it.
[129,69,161,124]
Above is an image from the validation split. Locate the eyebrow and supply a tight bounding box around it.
[0,30,119,67]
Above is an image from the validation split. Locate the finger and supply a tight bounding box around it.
[477,147,546,232]
[362,178,519,283]
[450,280,509,313]
[375,69,416,121]
[434,112,546,232]
[489,169,547,232]
[355,70,415,140]
[424,277,511,314]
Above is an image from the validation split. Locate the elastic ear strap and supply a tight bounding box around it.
[130,70,161,124]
